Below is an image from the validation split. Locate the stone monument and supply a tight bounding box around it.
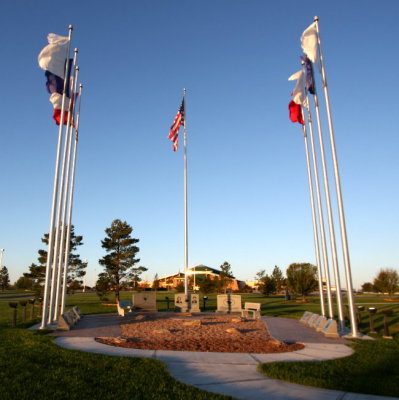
[299,311,313,324]
[132,292,157,312]
[322,318,339,338]
[174,293,200,312]
[216,294,242,314]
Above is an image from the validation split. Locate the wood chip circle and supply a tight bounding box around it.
[96,313,304,353]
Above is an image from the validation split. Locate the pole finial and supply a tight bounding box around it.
[76,66,80,71]
[74,48,78,53]
[80,83,83,88]
[314,16,319,22]
[69,24,73,31]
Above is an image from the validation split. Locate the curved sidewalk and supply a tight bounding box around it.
[53,314,398,400]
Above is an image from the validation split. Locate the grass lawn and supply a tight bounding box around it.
[258,339,399,398]
[0,327,231,400]
[0,290,398,399]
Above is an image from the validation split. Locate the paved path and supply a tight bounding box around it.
[53,314,398,400]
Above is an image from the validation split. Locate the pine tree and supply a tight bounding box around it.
[219,261,234,293]
[0,266,10,290]
[271,265,284,293]
[25,226,86,296]
[99,219,145,301]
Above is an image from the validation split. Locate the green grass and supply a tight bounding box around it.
[0,327,231,400]
[0,290,398,399]
[258,339,399,398]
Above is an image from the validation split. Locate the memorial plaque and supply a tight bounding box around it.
[72,306,82,320]
[299,311,313,324]
[322,319,339,338]
[175,293,189,312]
[314,315,327,331]
[216,294,242,314]
[189,294,200,312]
[174,293,200,312]
[57,314,71,331]
[307,314,319,327]
[133,293,157,312]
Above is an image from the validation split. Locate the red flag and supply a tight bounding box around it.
[288,100,304,124]
[168,99,185,151]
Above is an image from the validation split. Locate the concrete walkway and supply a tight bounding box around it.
[53,314,398,400]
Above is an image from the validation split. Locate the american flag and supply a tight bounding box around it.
[168,99,185,151]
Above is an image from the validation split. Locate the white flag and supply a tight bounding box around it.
[38,33,69,78]
[288,70,307,108]
[301,22,318,63]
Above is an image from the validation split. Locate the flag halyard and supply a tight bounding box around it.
[168,99,185,151]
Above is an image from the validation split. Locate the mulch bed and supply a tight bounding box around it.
[95,313,304,354]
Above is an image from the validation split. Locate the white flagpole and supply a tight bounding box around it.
[314,16,358,337]
[41,25,73,329]
[304,94,334,318]
[54,61,79,319]
[183,88,189,297]
[61,82,82,314]
[301,113,325,317]
[312,87,345,331]
[49,48,78,323]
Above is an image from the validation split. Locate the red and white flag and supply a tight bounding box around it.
[168,99,185,151]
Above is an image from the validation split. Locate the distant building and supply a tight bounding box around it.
[156,265,245,291]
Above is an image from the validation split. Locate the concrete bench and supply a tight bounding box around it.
[117,301,132,317]
[241,302,261,319]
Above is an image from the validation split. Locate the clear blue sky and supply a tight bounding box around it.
[1,0,398,289]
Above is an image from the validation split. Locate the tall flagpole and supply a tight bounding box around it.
[304,94,334,318]
[314,16,358,336]
[53,54,79,321]
[301,115,325,317]
[61,82,83,314]
[41,25,73,329]
[312,87,345,330]
[183,88,189,296]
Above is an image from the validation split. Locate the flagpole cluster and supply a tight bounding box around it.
[289,17,359,337]
[39,27,84,329]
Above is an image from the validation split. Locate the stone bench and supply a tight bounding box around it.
[117,301,133,317]
[241,302,261,319]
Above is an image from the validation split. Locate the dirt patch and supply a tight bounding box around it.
[96,313,304,353]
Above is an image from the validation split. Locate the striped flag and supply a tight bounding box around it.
[168,99,185,151]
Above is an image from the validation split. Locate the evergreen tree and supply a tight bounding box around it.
[99,219,145,301]
[0,266,10,290]
[198,275,218,295]
[254,269,276,296]
[271,265,284,293]
[25,226,87,297]
[219,261,234,293]
[152,273,160,291]
[261,274,276,296]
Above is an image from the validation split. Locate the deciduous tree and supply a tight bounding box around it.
[373,268,399,296]
[286,263,318,300]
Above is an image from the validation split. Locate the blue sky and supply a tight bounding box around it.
[0,0,398,289]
